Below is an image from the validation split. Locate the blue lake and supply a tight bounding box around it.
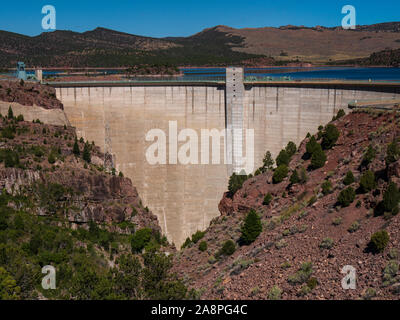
[181,67,400,81]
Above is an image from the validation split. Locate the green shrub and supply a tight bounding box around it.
[181,237,192,249]
[337,187,356,207]
[343,171,355,185]
[362,145,376,166]
[7,106,13,119]
[319,238,334,249]
[359,170,376,193]
[310,145,326,170]
[240,209,262,245]
[263,193,273,205]
[260,151,274,173]
[198,241,207,252]
[383,260,399,287]
[285,141,297,157]
[267,286,282,300]
[1,125,16,139]
[348,221,360,233]
[191,230,205,244]
[1,149,20,168]
[368,230,389,253]
[335,109,346,120]
[307,277,318,290]
[48,152,56,164]
[288,262,313,285]
[290,170,300,184]
[383,182,400,215]
[228,173,248,197]
[276,149,290,167]
[385,141,400,165]
[220,240,236,256]
[273,164,288,184]
[306,136,319,155]
[321,180,332,195]
[321,124,340,149]
[83,142,91,163]
[332,217,342,226]
[131,228,152,253]
[73,138,80,155]
[362,288,377,300]
[16,114,24,122]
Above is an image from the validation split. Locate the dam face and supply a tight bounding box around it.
[55,81,400,246]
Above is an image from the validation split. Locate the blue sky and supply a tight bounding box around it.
[0,0,399,37]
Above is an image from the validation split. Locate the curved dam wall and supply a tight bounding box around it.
[54,82,400,246]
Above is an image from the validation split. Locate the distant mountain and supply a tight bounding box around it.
[1,22,400,67]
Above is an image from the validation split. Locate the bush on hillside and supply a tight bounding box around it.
[310,145,326,170]
[240,209,262,245]
[343,171,355,186]
[306,136,319,156]
[263,193,273,205]
[321,124,340,150]
[260,151,274,173]
[383,182,400,215]
[228,173,248,198]
[321,180,332,195]
[273,165,288,184]
[359,170,376,193]
[276,149,290,167]
[385,140,400,165]
[362,145,376,166]
[285,141,297,157]
[337,187,356,207]
[131,228,153,253]
[290,170,300,184]
[368,230,389,253]
[219,240,236,256]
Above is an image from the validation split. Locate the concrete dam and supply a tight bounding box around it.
[52,70,400,246]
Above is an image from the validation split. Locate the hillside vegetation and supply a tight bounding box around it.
[175,108,400,300]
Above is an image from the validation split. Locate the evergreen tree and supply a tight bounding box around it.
[260,151,274,173]
[337,187,356,207]
[7,106,13,119]
[285,141,297,157]
[83,142,91,163]
[306,136,319,156]
[310,144,327,170]
[240,209,262,245]
[359,170,376,193]
[343,171,355,185]
[362,145,376,166]
[386,141,400,165]
[290,170,300,184]
[276,149,290,167]
[73,138,80,156]
[321,124,340,150]
[228,173,248,198]
[383,182,400,214]
[273,164,288,184]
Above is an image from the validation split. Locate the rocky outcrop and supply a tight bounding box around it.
[0,80,63,110]
[0,112,160,234]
